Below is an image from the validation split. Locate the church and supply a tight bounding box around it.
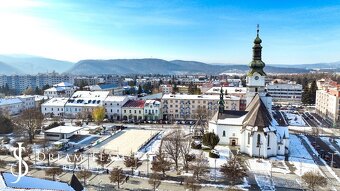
[208,27,289,158]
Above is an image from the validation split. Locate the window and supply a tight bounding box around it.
[267,134,270,147]
[222,131,226,137]
[257,134,261,146]
[248,133,250,144]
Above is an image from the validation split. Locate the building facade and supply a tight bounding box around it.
[144,100,162,121]
[161,94,240,121]
[316,87,340,126]
[122,100,145,121]
[266,83,302,104]
[103,96,131,121]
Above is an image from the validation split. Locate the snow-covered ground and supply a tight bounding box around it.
[289,135,319,176]
[320,137,337,152]
[282,111,305,126]
[247,159,275,191]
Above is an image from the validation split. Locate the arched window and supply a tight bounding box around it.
[247,133,251,144]
[267,134,270,147]
[257,134,261,146]
[222,130,226,137]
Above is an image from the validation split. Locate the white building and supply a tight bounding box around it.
[0,98,23,115]
[41,98,68,117]
[103,96,130,121]
[144,100,161,121]
[64,91,109,117]
[16,95,36,109]
[316,87,340,126]
[159,84,173,94]
[209,28,289,158]
[266,82,302,104]
[44,82,77,98]
[44,126,84,141]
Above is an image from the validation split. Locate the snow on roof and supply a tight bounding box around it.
[1,172,75,191]
[65,91,109,107]
[53,82,74,87]
[34,95,48,101]
[16,95,35,99]
[45,126,84,134]
[162,94,240,101]
[42,98,68,107]
[205,87,247,94]
[276,126,289,139]
[0,98,22,106]
[104,96,127,102]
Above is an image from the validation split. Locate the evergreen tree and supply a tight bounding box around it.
[302,84,311,104]
[138,84,143,94]
[309,80,317,104]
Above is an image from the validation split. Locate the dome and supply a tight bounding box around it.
[254,35,262,44]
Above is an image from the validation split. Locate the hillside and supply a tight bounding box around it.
[0,61,22,74]
[0,55,73,74]
[66,59,310,75]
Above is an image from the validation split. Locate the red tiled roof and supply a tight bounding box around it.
[123,100,145,108]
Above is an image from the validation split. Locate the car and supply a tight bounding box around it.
[312,142,317,147]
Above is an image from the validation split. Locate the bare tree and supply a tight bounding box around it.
[109,167,125,189]
[190,151,209,180]
[302,171,327,191]
[180,137,195,173]
[220,156,247,186]
[192,107,209,137]
[163,130,183,173]
[148,172,161,191]
[184,176,202,191]
[151,139,171,176]
[76,169,92,186]
[0,160,6,168]
[96,150,111,170]
[14,108,43,143]
[45,165,63,181]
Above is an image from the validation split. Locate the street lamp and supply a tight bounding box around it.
[146,153,150,176]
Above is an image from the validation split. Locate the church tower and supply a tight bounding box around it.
[246,25,272,112]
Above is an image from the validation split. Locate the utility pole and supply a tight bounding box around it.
[214,158,217,182]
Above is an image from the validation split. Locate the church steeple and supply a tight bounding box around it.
[218,87,224,114]
[248,24,266,76]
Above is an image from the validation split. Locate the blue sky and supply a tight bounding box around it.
[0,0,340,64]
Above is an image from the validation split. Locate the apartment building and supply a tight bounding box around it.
[266,82,302,104]
[161,94,240,121]
[41,98,68,117]
[0,98,23,115]
[159,84,173,94]
[316,87,340,125]
[44,82,77,98]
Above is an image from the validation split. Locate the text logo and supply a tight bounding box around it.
[10,142,28,183]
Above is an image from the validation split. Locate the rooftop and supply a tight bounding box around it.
[53,82,74,87]
[45,126,84,134]
[65,91,109,107]
[104,96,128,102]
[42,98,69,107]
[162,94,240,101]
[0,98,22,106]
[123,100,145,108]
[205,87,247,95]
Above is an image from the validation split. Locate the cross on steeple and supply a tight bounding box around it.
[257,24,260,36]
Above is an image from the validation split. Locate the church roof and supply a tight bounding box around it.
[70,174,84,191]
[242,94,272,131]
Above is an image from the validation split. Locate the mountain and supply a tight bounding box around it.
[275,62,340,70]
[0,61,22,74]
[0,55,74,74]
[66,58,310,75]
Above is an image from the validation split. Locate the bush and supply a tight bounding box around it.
[2,136,10,144]
[44,122,61,130]
[209,151,220,158]
[75,121,82,126]
[191,141,202,149]
[202,132,220,149]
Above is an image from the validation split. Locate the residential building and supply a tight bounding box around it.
[204,87,247,110]
[16,95,36,109]
[161,94,240,121]
[177,85,189,94]
[41,98,69,117]
[159,84,173,94]
[0,98,23,115]
[64,91,109,117]
[122,100,145,121]
[103,96,131,121]
[74,77,103,87]
[266,82,302,104]
[144,100,161,121]
[86,84,123,95]
[316,86,340,125]
[44,82,77,98]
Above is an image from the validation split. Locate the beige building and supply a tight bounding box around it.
[316,87,340,126]
[161,94,240,121]
[177,85,189,94]
[122,100,145,122]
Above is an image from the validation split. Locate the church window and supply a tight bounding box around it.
[257,134,261,146]
[222,131,226,137]
[248,133,250,144]
[267,134,270,147]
